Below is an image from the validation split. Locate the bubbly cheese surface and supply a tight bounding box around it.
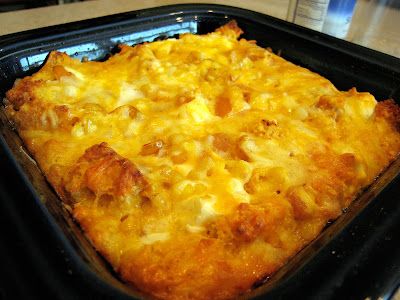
[4,21,400,300]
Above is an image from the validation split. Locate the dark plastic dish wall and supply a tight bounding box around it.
[0,4,399,300]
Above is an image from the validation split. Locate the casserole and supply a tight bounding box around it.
[1,4,400,299]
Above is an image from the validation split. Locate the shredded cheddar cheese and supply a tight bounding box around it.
[4,21,400,300]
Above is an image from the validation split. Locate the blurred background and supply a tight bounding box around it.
[0,0,398,57]
[0,0,82,12]
[288,0,400,57]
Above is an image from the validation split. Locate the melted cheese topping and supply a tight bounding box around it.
[4,21,400,300]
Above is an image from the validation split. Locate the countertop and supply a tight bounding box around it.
[0,0,399,58]
[0,1,399,299]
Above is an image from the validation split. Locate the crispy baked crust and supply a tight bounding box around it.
[62,142,147,202]
[4,20,400,299]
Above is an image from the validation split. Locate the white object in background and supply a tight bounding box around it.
[322,0,357,38]
[287,0,331,31]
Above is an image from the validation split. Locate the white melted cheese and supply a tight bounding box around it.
[64,66,85,80]
[70,118,97,137]
[344,96,376,119]
[228,178,250,203]
[116,83,144,107]
[186,224,205,233]
[240,137,275,166]
[140,232,170,245]
[196,196,217,225]
[124,120,142,138]
[40,109,59,129]
[64,85,78,97]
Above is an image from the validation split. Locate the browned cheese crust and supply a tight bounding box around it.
[4,21,400,299]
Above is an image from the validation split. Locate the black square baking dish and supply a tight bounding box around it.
[0,4,399,300]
